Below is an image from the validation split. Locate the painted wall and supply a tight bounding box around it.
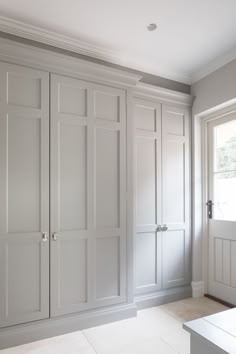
[191,58,236,114]
[191,58,236,284]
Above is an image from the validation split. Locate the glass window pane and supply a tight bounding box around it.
[214,120,236,172]
[214,171,236,221]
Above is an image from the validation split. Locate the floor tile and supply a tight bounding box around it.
[0,331,96,354]
[0,297,229,354]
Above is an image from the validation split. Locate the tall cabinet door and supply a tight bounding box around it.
[162,105,191,288]
[50,74,126,317]
[134,98,162,295]
[0,62,49,327]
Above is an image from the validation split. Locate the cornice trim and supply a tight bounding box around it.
[0,36,142,87]
[0,15,192,84]
[133,82,193,106]
[191,46,236,84]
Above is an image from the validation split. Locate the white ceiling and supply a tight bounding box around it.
[0,0,236,84]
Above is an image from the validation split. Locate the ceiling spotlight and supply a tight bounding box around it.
[147,23,157,31]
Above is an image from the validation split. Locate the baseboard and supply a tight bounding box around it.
[191,281,205,298]
[205,294,235,308]
[0,302,137,350]
[134,285,192,310]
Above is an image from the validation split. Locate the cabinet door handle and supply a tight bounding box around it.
[156,225,162,232]
[42,232,48,242]
[162,224,168,232]
[52,232,59,241]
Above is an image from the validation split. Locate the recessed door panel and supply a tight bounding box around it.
[60,124,87,231]
[162,140,185,224]
[135,232,157,288]
[163,230,187,288]
[95,128,119,229]
[95,90,119,122]
[136,137,156,226]
[96,236,120,299]
[59,237,88,306]
[0,62,49,327]
[8,116,41,233]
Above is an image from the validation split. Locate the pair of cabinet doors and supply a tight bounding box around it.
[0,62,127,327]
[134,98,191,295]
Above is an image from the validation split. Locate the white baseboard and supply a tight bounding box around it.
[191,281,205,298]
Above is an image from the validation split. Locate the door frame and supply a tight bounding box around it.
[193,99,236,295]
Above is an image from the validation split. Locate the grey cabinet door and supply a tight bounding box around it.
[134,99,191,295]
[134,98,162,295]
[50,74,127,317]
[162,105,191,288]
[0,62,49,327]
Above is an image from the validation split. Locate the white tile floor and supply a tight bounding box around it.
[0,297,228,354]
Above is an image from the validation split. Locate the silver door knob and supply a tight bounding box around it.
[42,232,48,242]
[162,224,168,231]
[52,232,59,241]
[156,225,162,232]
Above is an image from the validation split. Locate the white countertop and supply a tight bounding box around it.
[184,308,236,354]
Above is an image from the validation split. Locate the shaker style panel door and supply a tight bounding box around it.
[0,62,49,327]
[162,105,190,289]
[93,83,127,307]
[134,98,162,295]
[50,74,92,316]
[50,74,127,317]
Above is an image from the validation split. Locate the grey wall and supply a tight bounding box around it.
[191,58,236,284]
[191,58,236,114]
[0,31,190,94]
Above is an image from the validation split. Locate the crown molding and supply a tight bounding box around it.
[0,15,192,85]
[0,15,120,63]
[0,37,142,88]
[191,46,236,84]
[133,82,193,106]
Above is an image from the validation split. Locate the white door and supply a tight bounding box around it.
[50,74,127,316]
[207,113,236,305]
[0,62,49,327]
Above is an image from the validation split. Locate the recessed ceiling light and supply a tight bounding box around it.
[147,23,157,31]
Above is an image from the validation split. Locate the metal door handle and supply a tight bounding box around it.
[206,200,214,219]
[52,232,59,241]
[42,232,48,242]
[162,224,168,232]
[156,225,162,232]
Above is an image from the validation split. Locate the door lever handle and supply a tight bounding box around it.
[206,200,214,219]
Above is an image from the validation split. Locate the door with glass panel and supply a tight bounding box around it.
[207,113,236,305]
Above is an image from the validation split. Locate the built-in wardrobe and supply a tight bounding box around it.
[133,89,191,308]
[0,37,192,349]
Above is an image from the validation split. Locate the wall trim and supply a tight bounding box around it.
[191,281,205,298]
[135,286,192,310]
[0,15,192,85]
[0,36,142,88]
[192,46,236,84]
[0,303,137,350]
[133,82,193,107]
[0,36,193,104]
